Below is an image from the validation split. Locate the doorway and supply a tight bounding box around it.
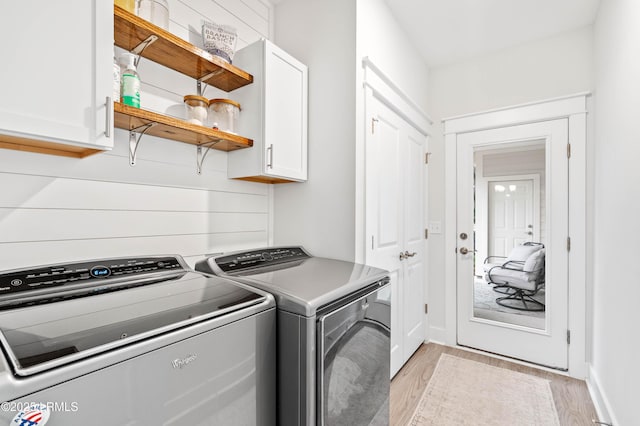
[487,177,540,255]
[443,94,588,377]
[364,88,428,377]
[457,120,568,368]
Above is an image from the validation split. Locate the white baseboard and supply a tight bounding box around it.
[587,364,617,425]
[427,326,447,345]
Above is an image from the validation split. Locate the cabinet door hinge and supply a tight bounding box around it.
[567,236,571,252]
[424,304,428,314]
[425,228,429,239]
[567,143,571,158]
[567,330,571,344]
[425,152,431,164]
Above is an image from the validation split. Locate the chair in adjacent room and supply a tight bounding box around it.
[483,242,546,311]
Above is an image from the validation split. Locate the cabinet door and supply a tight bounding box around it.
[0,1,113,152]
[263,43,308,180]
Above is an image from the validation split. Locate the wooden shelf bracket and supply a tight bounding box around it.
[196,141,221,175]
[128,122,157,166]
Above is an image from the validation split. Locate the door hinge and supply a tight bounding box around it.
[567,236,571,252]
[371,117,379,134]
[424,304,428,314]
[371,235,374,250]
[425,228,429,239]
[567,330,571,344]
[425,152,431,164]
[567,143,571,158]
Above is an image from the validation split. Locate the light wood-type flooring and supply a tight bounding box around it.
[390,343,599,425]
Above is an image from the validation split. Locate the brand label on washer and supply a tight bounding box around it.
[10,404,50,425]
[171,353,197,369]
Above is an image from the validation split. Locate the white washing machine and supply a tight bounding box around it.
[0,255,275,425]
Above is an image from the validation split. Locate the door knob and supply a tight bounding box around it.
[527,231,533,236]
[404,251,417,258]
[459,247,474,255]
[399,252,406,260]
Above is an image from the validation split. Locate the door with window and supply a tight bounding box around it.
[457,119,569,369]
[365,89,427,377]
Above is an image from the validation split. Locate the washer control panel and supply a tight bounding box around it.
[216,247,309,272]
[0,256,183,297]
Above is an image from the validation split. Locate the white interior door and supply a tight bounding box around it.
[365,89,426,377]
[475,150,543,277]
[403,122,427,365]
[488,178,537,256]
[457,120,569,369]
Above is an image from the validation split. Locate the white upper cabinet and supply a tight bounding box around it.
[0,1,114,158]
[228,39,308,183]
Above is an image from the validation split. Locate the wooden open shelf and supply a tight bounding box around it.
[114,6,253,92]
[114,102,253,151]
[0,134,103,159]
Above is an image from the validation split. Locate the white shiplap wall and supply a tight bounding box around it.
[0,0,273,270]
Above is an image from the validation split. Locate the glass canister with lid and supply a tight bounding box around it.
[115,0,136,13]
[183,95,209,126]
[208,99,241,134]
[137,0,169,30]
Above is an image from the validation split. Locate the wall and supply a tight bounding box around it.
[591,0,640,424]
[271,0,429,265]
[271,0,357,261]
[426,26,593,341]
[355,0,429,113]
[0,0,273,270]
[354,0,430,263]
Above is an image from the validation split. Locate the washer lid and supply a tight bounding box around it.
[199,248,389,317]
[0,256,268,376]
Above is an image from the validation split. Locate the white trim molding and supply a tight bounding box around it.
[443,92,591,133]
[587,365,617,426]
[362,57,433,135]
[427,326,447,346]
[443,93,589,379]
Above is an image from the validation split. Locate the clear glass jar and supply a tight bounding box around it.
[115,0,136,14]
[183,95,209,126]
[137,0,169,30]
[209,99,241,133]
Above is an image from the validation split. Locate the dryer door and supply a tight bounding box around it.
[317,284,390,426]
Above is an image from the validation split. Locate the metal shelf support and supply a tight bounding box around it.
[129,123,157,166]
[130,35,158,67]
[196,69,224,96]
[196,140,221,174]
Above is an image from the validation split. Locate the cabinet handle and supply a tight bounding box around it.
[105,96,113,138]
[266,144,274,169]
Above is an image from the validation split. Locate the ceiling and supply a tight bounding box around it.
[384,0,601,67]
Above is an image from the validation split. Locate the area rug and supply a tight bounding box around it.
[408,354,560,426]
